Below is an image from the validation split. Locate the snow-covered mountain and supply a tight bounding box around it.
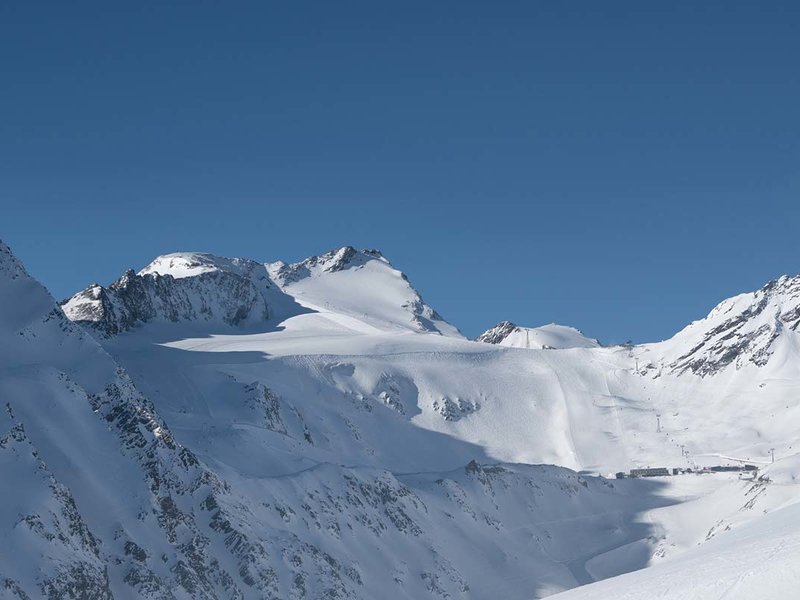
[63,246,461,339]
[265,246,462,338]
[5,240,697,599]
[6,239,800,599]
[62,257,274,337]
[477,321,601,349]
[654,274,800,377]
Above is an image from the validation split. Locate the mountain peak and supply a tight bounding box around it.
[267,246,386,285]
[660,272,800,376]
[477,321,600,349]
[266,246,462,337]
[62,252,276,336]
[475,321,519,344]
[62,245,462,338]
[0,240,27,280]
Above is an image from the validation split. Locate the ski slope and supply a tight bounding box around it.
[119,317,800,476]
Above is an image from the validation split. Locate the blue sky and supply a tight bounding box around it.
[2,2,799,342]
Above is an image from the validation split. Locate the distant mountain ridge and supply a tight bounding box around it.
[62,246,461,338]
[476,321,601,349]
[63,243,800,376]
[476,275,800,378]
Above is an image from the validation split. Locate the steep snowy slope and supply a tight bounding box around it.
[0,402,111,599]
[550,455,800,600]
[651,274,800,376]
[477,321,601,349]
[265,246,463,337]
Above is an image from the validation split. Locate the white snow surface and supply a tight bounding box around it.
[550,454,800,600]
[6,239,800,599]
[138,252,256,279]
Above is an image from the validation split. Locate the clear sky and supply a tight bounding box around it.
[2,2,799,343]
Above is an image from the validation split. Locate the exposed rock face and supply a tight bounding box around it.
[476,322,601,349]
[664,275,800,376]
[0,407,112,600]
[432,396,481,421]
[267,246,382,285]
[61,264,272,337]
[476,321,519,344]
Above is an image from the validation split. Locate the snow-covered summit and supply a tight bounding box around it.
[266,245,384,284]
[138,251,266,280]
[63,246,462,338]
[477,321,601,349]
[62,255,277,336]
[654,274,800,376]
[266,246,462,337]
